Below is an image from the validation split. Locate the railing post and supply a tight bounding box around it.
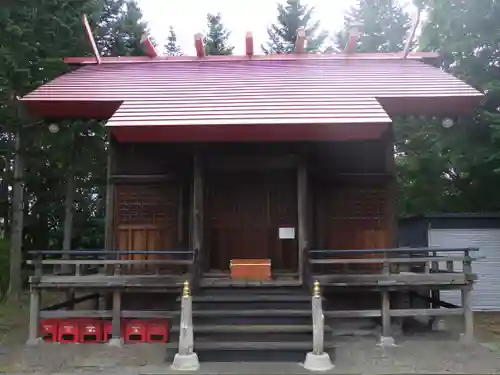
[26,286,41,346]
[460,249,474,344]
[108,289,123,347]
[171,280,199,371]
[304,281,334,372]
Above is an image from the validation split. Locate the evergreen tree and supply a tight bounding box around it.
[0,0,152,298]
[96,0,150,57]
[262,0,327,54]
[204,13,234,56]
[165,26,182,56]
[334,0,412,52]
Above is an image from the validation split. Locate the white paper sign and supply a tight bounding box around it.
[279,227,295,239]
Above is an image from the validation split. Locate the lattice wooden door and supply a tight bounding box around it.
[114,183,179,273]
[316,185,390,272]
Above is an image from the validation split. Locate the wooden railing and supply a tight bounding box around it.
[27,249,200,288]
[306,247,479,345]
[308,247,478,279]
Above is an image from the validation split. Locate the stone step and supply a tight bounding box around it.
[183,295,315,302]
[166,340,335,351]
[171,324,321,334]
[190,309,311,317]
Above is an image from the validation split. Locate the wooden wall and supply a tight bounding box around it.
[107,139,396,272]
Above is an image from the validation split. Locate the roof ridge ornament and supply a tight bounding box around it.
[141,34,159,58]
[344,26,360,54]
[82,14,101,64]
[246,32,254,57]
[194,33,205,58]
[403,4,422,59]
[295,27,306,53]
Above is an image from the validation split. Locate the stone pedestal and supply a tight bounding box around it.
[171,353,200,371]
[107,337,123,347]
[303,352,334,372]
[378,336,396,347]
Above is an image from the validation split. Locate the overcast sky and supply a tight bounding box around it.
[137,0,357,55]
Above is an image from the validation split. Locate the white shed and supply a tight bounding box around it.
[399,214,500,311]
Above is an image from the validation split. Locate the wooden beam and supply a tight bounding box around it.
[309,256,471,265]
[111,290,122,342]
[297,159,308,285]
[245,32,254,57]
[295,27,306,53]
[64,52,440,65]
[28,259,193,266]
[141,34,159,58]
[344,27,360,54]
[110,174,176,183]
[403,8,421,59]
[82,14,101,64]
[104,136,115,250]
[194,33,205,58]
[461,286,474,344]
[205,155,298,171]
[381,290,391,337]
[191,154,203,277]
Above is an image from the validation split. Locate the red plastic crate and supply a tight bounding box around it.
[125,320,147,343]
[146,320,169,343]
[57,320,79,343]
[79,319,102,344]
[39,319,59,342]
[102,320,124,342]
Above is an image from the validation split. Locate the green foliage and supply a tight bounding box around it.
[0,239,10,298]
[96,0,149,57]
[204,13,234,56]
[408,0,500,215]
[165,26,182,56]
[334,0,412,53]
[262,0,327,54]
[0,0,150,292]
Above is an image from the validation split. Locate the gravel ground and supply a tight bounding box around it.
[1,336,500,375]
[0,299,500,374]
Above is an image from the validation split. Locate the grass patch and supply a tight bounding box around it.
[0,294,29,345]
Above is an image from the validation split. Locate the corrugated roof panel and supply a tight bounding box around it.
[21,59,483,128]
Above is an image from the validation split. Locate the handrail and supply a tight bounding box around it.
[309,247,478,255]
[27,248,198,282]
[309,256,481,265]
[28,249,194,256]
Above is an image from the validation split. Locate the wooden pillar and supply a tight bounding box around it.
[109,289,122,345]
[191,154,203,281]
[461,286,474,344]
[381,290,391,338]
[461,250,474,343]
[104,135,116,250]
[384,129,397,248]
[297,159,308,285]
[26,287,40,346]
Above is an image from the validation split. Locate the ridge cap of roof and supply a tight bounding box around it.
[64,52,439,65]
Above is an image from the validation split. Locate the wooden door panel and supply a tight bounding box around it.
[205,170,297,272]
[114,183,179,273]
[315,185,389,273]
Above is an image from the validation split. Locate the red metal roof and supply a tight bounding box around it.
[21,55,483,142]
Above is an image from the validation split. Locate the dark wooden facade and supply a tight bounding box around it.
[108,136,395,281]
